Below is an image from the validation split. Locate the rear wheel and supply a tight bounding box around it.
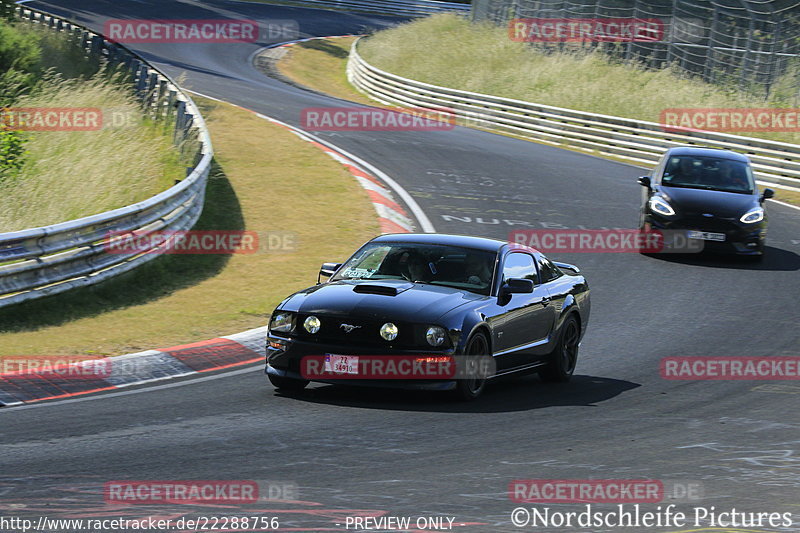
[454,332,490,401]
[539,316,580,383]
[268,373,309,391]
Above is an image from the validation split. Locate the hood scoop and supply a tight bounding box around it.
[352,281,413,296]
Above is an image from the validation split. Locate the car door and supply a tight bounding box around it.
[491,252,556,371]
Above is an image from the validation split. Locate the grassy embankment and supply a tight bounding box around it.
[0,21,184,230]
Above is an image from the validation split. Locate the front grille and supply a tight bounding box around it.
[295,314,417,350]
[672,214,739,232]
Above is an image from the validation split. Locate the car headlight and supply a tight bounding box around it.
[425,326,447,347]
[380,322,398,341]
[304,315,321,334]
[649,196,675,216]
[269,312,294,333]
[740,207,764,224]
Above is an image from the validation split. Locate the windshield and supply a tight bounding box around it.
[331,242,497,295]
[662,155,755,194]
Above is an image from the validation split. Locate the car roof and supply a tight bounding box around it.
[665,146,750,163]
[371,233,509,253]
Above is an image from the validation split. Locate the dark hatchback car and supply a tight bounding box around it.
[638,146,774,258]
[266,234,590,400]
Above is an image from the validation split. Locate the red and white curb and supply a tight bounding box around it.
[250,35,431,233]
[184,85,420,233]
[262,114,415,233]
[0,327,267,407]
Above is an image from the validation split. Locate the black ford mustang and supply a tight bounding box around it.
[638,146,774,257]
[265,234,590,400]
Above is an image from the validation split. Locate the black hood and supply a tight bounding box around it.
[662,186,757,218]
[279,280,483,323]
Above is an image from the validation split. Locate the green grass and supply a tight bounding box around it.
[0,97,380,356]
[359,14,800,145]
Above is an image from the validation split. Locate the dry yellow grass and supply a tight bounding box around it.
[359,14,800,145]
[276,37,374,106]
[0,76,183,230]
[0,97,379,356]
[772,188,800,207]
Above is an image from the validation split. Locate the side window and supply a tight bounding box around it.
[538,257,562,283]
[502,253,537,283]
[654,154,668,181]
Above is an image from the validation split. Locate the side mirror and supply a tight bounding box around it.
[761,188,775,202]
[637,176,651,188]
[318,262,341,284]
[501,278,534,295]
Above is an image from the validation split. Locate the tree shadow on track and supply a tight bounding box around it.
[646,246,800,272]
[270,374,640,413]
[296,39,349,59]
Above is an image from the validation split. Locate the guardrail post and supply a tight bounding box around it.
[174,100,188,142]
[136,65,149,96]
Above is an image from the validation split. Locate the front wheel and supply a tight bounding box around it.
[454,332,490,401]
[268,373,309,391]
[539,316,580,383]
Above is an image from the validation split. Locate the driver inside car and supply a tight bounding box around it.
[398,250,431,282]
[463,252,492,286]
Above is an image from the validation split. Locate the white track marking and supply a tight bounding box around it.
[185,89,436,232]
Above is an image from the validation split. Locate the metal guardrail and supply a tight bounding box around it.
[267,0,469,17]
[471,0,800,98]
[0,6,213,309]
[348,38,800,191]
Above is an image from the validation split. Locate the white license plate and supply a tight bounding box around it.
[324,354,359,375]
[688,230,726,242]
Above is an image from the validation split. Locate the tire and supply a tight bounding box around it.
[454,331,490,401]
[268,373,309,391]
[539,315,580,383]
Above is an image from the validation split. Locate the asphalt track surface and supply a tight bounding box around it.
[1,1,800,532]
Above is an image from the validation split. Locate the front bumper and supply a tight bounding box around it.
[266,335,459,390]
[266,365,457,391]
[646,214,766,255]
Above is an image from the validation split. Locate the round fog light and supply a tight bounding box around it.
[380,322,398,341]
[426,326,446,347]
[304,315,321,334]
